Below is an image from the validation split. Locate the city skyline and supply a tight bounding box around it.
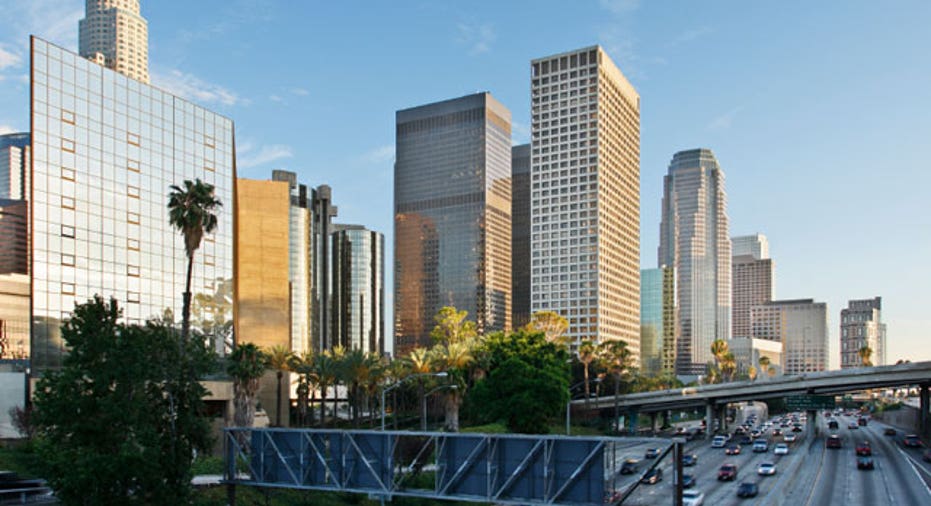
[0,1,929,361]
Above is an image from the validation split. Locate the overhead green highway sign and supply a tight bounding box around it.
[785,395,836,410]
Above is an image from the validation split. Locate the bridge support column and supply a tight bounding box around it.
[920,383,929,437]
[627,409,639,435]
[650,412,658,434]
[705,402,714,439]
[807,409,817,438]
[718,405,727,434]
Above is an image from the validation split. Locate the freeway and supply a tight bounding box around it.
[604,412,931,505]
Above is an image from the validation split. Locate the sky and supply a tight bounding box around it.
[0,0,929,363]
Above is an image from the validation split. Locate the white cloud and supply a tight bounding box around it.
[0,45,21,70]
[290,87,309,96]
[596,0,644,79]
[360,144,395,164]
[238,144,294,169]
[0,125,17,135]
[269,94,284,103]
[708,106,744,131]
[0,1,82,51]
[151,69,244,106]
[456,21,496,56]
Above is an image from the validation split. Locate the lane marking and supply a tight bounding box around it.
[896,446,931,500]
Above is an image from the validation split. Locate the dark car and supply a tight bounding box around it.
[903,434,923,448]
[619,459,639,475]
[826,435,842,449]
[641,468,663,484]
[718,463,738,481]
[739,436,753,445]
[792,424,804,433]
[772,428,783,436]
[857,417,868,426]
[725,444,742,455]
[737,482,759,498]
[682,474,696,488]
[682,454,698,466]
[857,457,874,470]
[856,442,872,456]
[644,448,662,459]
[884,428,897,436]
[828,420,839,430]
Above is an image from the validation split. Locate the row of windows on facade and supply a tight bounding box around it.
[532,63,597,87]
[532,49,599,77]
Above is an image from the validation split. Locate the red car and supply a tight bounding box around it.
[725,444,742,455]
[718,463,738,481]
[826,435,842,449]
[856,442,872,456]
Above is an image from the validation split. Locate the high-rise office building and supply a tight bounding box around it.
[751,299,829,374]
[728,336,782,378]
[0,200,28,275]
[79,0,150,83]
[530,46,641,356]
[0,133,31,200]
[511,144,531,330]
[331,225,385,355]
[311,185,338,352]
[840,297,886,368]
[30,37,234,370]
[0,274,30,359]
[640,266,677,376]
[731,234,774,339]
[659,149,731,375]
[394,93,512,356]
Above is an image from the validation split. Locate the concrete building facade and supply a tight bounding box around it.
[731,234,773,339]
[728,336,783,379]
[511,144,532,330]
[79,0,149,83]
[751,299,829,374]
[529,46,641,357]
[30,37,234,370]
[840,297,886,368]
[659,149,731,375]
[394,93,512,356]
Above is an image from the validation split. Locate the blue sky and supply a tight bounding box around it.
[1,0,928,363]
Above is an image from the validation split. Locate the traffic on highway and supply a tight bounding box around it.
[605,409,931,505]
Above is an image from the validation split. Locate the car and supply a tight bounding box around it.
[774,443,789,455]
[884,428,897,436]
[826,435,842,449]
[857,417,868,426]
[619,459,640,475]
[753,440,769,453]
[792,425,804,432]
[725,444,742,455]
[711,436,727,448]
[682,454,698,466]
[857,456,874,470]
[718,463,738,481]
[828,420,839,430]
[682,489,705,506]
[644,448,661,459]
[772,428,782,436]
[903,434,923,448]
[682,474,696,488]
[784,433,797,443]
[856,442,872,456]
[734,426,747,436]
[757,462,777,476]
[737,482,759,498]
[641,468,663,484]
[739,436,753,445]
[848,422,859,430]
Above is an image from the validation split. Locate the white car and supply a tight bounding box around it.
[711,436,727,448]
[683,489,705,506]
[774,443,789,455]
[757,462,777,476]
[784,433,797,443]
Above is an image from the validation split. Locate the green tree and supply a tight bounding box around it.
[859,345,873,367]
[599,340,633,433]
[33,296,214,505]
[430,306,477,345]
[576,339,598,407]
[720,352,737,382]
[168,179,222,344]
[227,343,268,431]
[468,330,570,433]
[266,344,295,426]
[523,310,569,344]
[312,351,339,426]
[430,341,475,431]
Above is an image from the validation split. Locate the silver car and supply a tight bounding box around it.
[683,489,705,506]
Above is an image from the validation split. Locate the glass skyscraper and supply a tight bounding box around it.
[394,92,512,356]
[511,143,531,330]
[29,37,234,369]
[640,266,677,376]
[330,225,385,355]
[659,148,731,376]
[0,133,31,200]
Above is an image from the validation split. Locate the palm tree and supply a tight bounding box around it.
[431,341,474,432]
[405,347,433,430]
[747,365,758,382]
[227,343,268,434]
[313,351,339,426]
[289,352,315,426]
[267,345,295,427]
[168,179,222,343]
[720,352,737,382]
[710,339,729,364]
[858,346,873,367]
[600,340,633,433]
[576,339,598,407]
[758,356,771,375]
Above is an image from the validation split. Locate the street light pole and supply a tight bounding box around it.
[380,371,448,430]
[422,384,458,431]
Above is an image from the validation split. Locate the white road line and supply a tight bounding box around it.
[896,446,931,500]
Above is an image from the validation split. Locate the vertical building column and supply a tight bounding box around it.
[718,405,728,434]
[920,383,930,437]
[650,412,658,434]
[705,401,715,439]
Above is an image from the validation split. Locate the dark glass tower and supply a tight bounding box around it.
[511,144,531,329]
[330,225,385,355]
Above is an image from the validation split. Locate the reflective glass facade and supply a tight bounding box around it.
[640,266,676,376]
[30,37,234,370]
[0,133,31,200]
[511,144,531,329]
[529,46,641,356]
[659,149,731,375]
[394,93,512,356]
[331,225,384,355]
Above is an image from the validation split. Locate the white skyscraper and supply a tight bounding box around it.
[529,46,641,358]
[659,149,731,376]
[79,0,149,83]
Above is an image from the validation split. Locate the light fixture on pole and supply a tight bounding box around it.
[380,371,449,430]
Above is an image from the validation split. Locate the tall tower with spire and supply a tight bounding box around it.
[79,0,149,83]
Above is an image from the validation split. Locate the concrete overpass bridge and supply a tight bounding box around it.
[574,361,931,437]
